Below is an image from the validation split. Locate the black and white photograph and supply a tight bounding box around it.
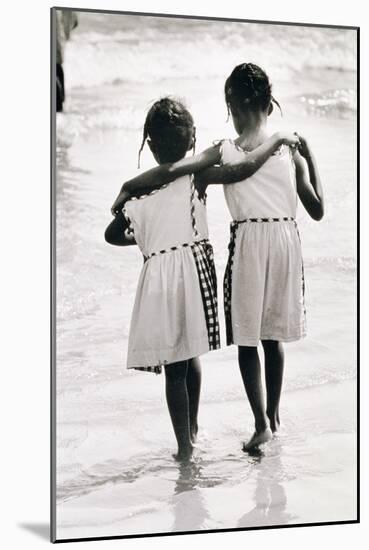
[51,6,358,543]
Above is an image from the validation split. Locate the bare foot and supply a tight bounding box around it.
[242,428,272,452]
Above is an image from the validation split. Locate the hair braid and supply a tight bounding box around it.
[137,125,148,169]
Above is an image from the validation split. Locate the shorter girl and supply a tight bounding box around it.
[106,99,214,461]
[106,97,300,460]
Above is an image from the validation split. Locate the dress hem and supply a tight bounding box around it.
[229,331,307,347]
[126,340,220,371]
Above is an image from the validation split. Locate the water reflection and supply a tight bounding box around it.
[171,460,209,532]
[174,460,203,494]
[238,442,295,528]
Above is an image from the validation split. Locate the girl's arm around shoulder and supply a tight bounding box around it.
[293,135,324,221]
[122,146,221,194]
[195,132,300,187]
[111,146,221,215]
[104,212,137,246]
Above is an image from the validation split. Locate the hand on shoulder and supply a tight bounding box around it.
[274,131,301,149]
[295,134,312,160]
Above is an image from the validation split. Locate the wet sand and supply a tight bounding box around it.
[56,378,356,540]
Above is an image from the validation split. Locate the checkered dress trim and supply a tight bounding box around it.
[190,174,199,238]
[143,239,206,262]
[133,364,163,374]
[224,216,296,346]
[192,240,220,351]
[294,224,307,319]
[124,182,170,203]
[224,222,238,346]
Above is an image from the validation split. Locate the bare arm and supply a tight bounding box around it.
[195,132,300,187]
[110,146,220,215]
[111,132,299,215]
[124,145,221,192]
[293,136,324,221]
[104,212,136,246]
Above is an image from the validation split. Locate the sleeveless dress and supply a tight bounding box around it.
[123,175,220,373]
[220,139,306,346]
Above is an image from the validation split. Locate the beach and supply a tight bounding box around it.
[57,379,356,539]
[55,11,357,540]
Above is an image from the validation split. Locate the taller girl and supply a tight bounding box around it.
[222,63,324,451]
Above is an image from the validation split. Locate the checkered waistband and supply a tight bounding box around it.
[231,216,295,228]
[143,238,210,262]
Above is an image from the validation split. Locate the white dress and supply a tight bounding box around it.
[123,175,220,373]
[221,139,306,346]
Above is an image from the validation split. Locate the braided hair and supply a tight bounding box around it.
[138,97,195,168]
[224,63,282,118]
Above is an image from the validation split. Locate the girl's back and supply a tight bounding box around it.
[124,175,219,373]
[220,139,306,347]
[124,175,208,257]
[221,140,296,219]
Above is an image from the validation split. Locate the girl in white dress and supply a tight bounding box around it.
[220,63,324,451]
[107,97,300,460]
[106,99,217,461]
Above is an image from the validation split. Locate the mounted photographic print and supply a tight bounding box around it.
[51,6,359,543]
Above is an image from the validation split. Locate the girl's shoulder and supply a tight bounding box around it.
[212,138,239,165]
[123,182,170,223]
[127,181,170,205]
[125,174,192,211]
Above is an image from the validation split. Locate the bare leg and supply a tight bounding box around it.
[262,340,284,433]
[238,346,272,451]
[186,357,201,443]
[164,361,193,461]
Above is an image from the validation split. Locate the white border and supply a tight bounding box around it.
[2,1,366,548]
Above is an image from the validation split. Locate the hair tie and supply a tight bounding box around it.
[271,96,283,117]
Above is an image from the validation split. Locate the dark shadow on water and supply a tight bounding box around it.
[174,460,203,495]
[18,523,49,541]
[172,461,209,532]
[238,442,296,528]
[244,446,264,461]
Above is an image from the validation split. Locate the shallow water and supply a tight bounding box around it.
[55,11,357,539]
[57,380,356,538]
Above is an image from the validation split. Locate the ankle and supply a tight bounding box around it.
[255,418,269,433]
[176,442,194,460]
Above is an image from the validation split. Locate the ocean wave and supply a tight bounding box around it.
[299,89,356,117]
[56,106,143,148]
[63,16,357,90]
